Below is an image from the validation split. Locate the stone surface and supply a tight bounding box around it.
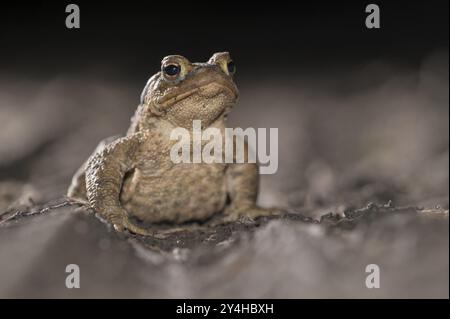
[0,200,448,298]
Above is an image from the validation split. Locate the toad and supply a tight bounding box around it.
[67,52,279,235]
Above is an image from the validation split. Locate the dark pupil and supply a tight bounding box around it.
[227,61,235,74]
[164,64,180,76]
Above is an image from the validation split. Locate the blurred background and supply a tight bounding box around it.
[0,0,448,212]
[0,0,448,298]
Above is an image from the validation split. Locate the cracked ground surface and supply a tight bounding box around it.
[0,52,448,298]
[0,201,448,298]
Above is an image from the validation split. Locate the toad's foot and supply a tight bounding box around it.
[115,218,203,239]
[107,213,155,237]
[216,205,286,225]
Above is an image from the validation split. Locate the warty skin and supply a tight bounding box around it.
[68,52,279,236]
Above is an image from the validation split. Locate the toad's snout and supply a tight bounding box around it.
[198,81,237,100]
[192,65,238,100]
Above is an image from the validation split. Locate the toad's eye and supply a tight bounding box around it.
[163,64,180,77]
[227,61,236,75]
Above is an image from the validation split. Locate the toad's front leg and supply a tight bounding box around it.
[85,133,154,236]
[224,161,284,223]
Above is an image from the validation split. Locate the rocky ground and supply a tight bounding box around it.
[0,52,448,298]
[0,199,448,298]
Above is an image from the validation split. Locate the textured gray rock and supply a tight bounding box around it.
[0,201,448,298]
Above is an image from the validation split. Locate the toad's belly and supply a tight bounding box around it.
[120,163,228,223]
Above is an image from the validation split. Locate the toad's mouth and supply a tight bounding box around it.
[155,80,238,109]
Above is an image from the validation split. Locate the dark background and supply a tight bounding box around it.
[1,0,448,78]
[0,0,448,210]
